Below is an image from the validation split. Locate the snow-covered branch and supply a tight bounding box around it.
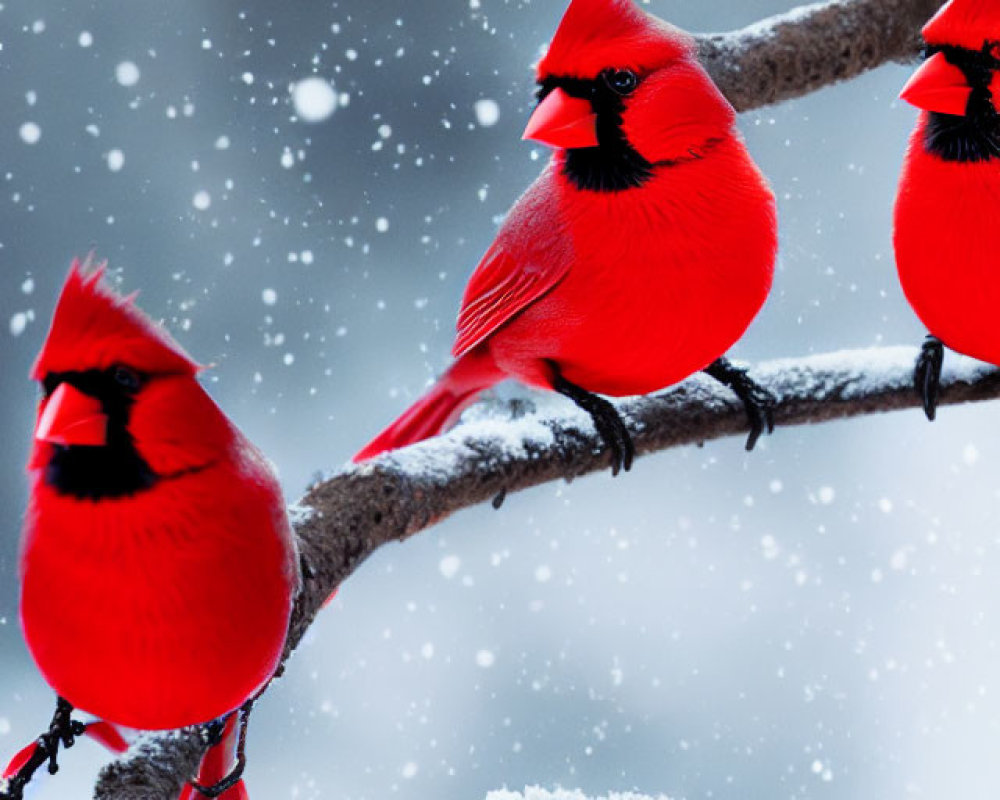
[697,0,944,111]
[94,346,1000,798]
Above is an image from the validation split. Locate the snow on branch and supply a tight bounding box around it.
[697,0,945,111]
[95,346,1000,798]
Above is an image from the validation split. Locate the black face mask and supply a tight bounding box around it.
[923,42,1000,162]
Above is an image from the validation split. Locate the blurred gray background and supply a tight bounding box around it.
[3,0,1000,798]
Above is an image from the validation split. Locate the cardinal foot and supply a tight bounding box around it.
[190,700,254,799]
[703,358,776,451]
[552,371,634,476]
[915,335,944,421]
[1,697,86,800]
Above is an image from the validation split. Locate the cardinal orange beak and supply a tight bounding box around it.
[900,51,972,116]
[35,383,108,447]
[522,87,599,149]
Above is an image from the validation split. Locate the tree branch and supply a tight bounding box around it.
[94,346,1000,798]
[80,0,960,796]
[697,0,944,112]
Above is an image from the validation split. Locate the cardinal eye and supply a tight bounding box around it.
[605,69,638,95]
[111,364,143,393]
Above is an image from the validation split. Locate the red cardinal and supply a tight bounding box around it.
[355,0,778,472]
[895,0,1000,418]
[4,261,298,800]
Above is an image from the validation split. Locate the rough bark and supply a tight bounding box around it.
[15,0,957,797]
[697,0,945,112]
[92,346,1000,798]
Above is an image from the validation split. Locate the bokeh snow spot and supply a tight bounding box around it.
[291,77,337,122]
[115,61,140,87]
[439,555,461,579]
[19,122,41,144]
[475,98,500,127]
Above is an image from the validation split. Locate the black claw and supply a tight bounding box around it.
[703,358,776,452]
[915,335,944,421]
[743,390,775,452]
[1,698,85,800]
[592,408,630,476]
[552,368,634,477]
[190,699,255,799]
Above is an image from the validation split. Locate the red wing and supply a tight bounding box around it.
[452,243,570,358]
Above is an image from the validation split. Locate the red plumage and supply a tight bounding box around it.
[923,0,1000,50]
[356,0,777,464]
[15,260,297,795]
[895,120,1000,365]
[31,263,199,381]
[895,0,1000,389]
[537,0,693,80]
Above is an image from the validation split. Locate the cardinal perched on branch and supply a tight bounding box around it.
[355,0,778,474]
[2,261,298,800]
[895,0,1000,419]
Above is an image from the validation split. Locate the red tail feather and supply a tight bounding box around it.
[2,720,129,787]
[84,721,130,754]
[354,349,504,461]
[3,741,40,781]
